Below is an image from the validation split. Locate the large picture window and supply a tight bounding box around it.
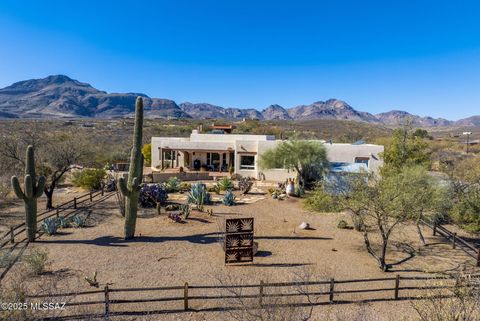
[240,155,255,170]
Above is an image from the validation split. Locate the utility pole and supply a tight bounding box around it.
[463,132,472,154]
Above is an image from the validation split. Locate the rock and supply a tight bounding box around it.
[298,222,310,230]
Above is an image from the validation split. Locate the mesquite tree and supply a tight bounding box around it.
[11,146,46,242]
[118,97,144,240]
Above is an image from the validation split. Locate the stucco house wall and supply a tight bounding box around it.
[151,131,384,182]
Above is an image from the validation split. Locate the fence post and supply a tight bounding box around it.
[101,185,104,196]
[329,278,335,303]
[259,280,264,306]
[73,197,77,209]
[432,221,437,236]
[394,275,400,300]
[477,251,480,267]
[10,227,14,243]
[104,285,109,321]
[184,282,189,311]
[90,191,93,202]
[452,232,457,249]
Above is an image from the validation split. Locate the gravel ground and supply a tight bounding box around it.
[2,188,477,321]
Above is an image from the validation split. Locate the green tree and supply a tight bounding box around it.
[381,126,430,173]
[72,168,107,190]
[141,143,152,167]
[392,166,451,245]
[259,139,329,187]
[337,166,448,271]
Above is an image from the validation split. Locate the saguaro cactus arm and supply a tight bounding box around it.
[118,177,132,197]
[11,176,26,200]
[35,176,46,198]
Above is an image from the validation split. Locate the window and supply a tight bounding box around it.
[240,155,255,170]
[354,157,369,167]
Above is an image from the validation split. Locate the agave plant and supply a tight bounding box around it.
[217,177,234,192]
[72,215,86,228]
[165,177,181,193]
[187,183,211,211]
[222,190,236,206]
[179,203,191,219]
[139,184,168,207]
[57,216,70,228]
[42,218,58,235]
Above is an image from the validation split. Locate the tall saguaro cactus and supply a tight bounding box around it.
[118,97,144,239]
[11,145,46,242]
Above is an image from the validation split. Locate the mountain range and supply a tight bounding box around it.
[0,75,478,127]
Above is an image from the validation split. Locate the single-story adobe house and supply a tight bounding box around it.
[150,129,384,182]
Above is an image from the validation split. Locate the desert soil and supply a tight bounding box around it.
[1,184,478,321]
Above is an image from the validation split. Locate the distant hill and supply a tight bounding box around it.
[0,75,478,127]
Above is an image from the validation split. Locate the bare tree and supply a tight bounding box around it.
[214,268,328,321]
[39,137,87,209]
[0,128,88,209]
[411,272,480,321]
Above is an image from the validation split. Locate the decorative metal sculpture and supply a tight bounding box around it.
[224,217,254,264]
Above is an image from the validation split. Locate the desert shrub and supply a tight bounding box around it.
[165,177,181,193]
[72,168,106,190]
[139,183,168,207]
[337,220,349,229]
[141,143,152,166]
[238,177,254,194]
[168,212,182,223]
[411,273,480,321]
[450,186,480,233]
[222,190,236,206]
[207,184,220,194]
[187,183,212,210]
[0,249,14,269]
[179,203,191,219]
[24,248,48,275]
[303,187,342,213]
[179,182,191,191]
[217,177,234,191]
[42,218,58,235]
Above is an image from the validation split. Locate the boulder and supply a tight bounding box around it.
[298,222,310,230]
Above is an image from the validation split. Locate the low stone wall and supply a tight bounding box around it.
[152,171,212,183]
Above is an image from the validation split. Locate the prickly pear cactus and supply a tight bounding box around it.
[118,97,144,239]
[11,145,46,242]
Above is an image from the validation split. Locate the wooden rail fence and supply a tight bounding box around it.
[0,188,114,280]
[0,188,113,249]
[421,219,480,266]
[20,274,480,320]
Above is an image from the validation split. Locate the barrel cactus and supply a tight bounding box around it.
[11,146,46,242]
[118,97,144,239]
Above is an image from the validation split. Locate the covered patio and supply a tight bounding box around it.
[158,144,235,173]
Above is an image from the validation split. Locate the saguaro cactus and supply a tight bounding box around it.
[11,145,46,242]
[118,97,144,239]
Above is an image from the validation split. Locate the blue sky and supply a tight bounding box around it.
[0,0,479,120]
